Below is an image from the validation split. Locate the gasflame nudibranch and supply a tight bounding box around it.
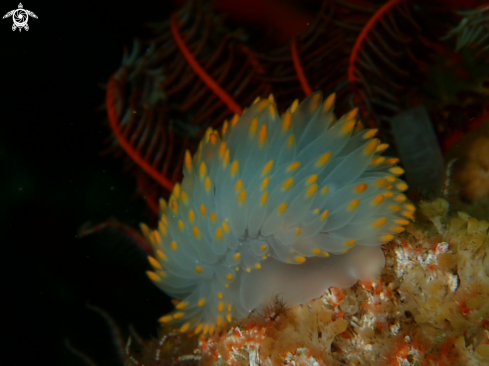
[143,92,414,335]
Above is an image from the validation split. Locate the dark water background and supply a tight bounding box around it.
[2,1,176,364]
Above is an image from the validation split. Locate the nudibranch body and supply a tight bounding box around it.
[144,92,414,335]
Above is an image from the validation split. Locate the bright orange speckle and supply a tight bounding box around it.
[146,271,160,282]
[348,199,360,210]
[218,302,225,312]
[391,226,405,233]
[230,160,239,176]
[193,226,201,239]
[238,189,247,204]
[282,177,294,191]
[320,210,329,221]
[173,312,184,320]
[290,99,299,112]
[287,161,300,172]
[363,129,378,139]
[389,167,404,175]
[371,156,385,165]
[188,209,195,223]
[389,204,401,211]
[355,183,367,193]
[364,139,379,154]
[371,217,387,228]
[159,315,172,323]
[380,234,394,242]
[324,93,336,111]
[249,117,258,137]
[176,301,188,310]
[316,152,332,167]
[262,160,274,176]
[199,162,207,179]
[278,202,287,214]
[305,184,318,198]
[215,228,223,241]
[372,194,384,205]
[282,110,292,132]
[180,322,190,333]
[148,256,162,269]
[258,123,268,146]
[294,255,306,263]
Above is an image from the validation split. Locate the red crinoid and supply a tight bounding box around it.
[347,0,428,124]
[104,0,489,216]
[105,1,272,214]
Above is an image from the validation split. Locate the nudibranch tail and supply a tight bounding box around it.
[143,92,413,335]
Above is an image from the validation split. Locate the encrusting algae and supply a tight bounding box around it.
[194,198,489,365]
[123,198,488,365]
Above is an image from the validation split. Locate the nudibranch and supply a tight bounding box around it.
[143,92,414,335]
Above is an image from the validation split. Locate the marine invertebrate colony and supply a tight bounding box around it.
[198,199,489,365]
[143,92,413,334]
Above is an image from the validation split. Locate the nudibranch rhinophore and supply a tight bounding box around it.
[143,92,414,335]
